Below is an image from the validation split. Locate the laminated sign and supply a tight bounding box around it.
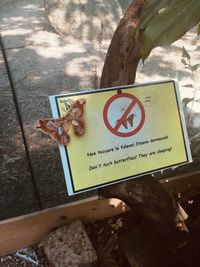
[50,80,192,195]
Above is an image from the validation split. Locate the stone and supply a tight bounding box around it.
[44,0,126,41]
[42,220,98,267]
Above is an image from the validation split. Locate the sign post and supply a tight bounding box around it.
[50,80,192,195]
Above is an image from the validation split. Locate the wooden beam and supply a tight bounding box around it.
[161,170,200,198]
[0,197,128,256]
[0,171,200,256]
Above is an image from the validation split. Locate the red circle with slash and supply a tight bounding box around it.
[103,93,145,137]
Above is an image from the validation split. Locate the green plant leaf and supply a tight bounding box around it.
[182,47,191,60]
[140,0,200,60]
[140,0,173,28]
[191,64,200,71]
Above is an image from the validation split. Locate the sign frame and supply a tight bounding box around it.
[50,79,192,196]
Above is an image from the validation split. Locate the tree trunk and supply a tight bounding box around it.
[98,0,188,253]
[100,0,144,88]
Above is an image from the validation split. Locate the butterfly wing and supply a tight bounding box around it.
[35,118,70,145]
[35,98,86,144]
[71,98,86,136]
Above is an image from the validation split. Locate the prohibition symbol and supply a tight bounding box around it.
[103,93,145,137]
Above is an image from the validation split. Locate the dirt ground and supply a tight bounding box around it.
[0,0,200,216]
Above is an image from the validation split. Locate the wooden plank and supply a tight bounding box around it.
[161,170,200,198]
[0,171,200,256]
[0,198,128,256]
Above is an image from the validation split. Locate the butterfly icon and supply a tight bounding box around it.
[122,113,135,129]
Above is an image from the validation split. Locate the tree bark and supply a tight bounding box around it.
[100,0,144,88]
[99,0,188,250]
